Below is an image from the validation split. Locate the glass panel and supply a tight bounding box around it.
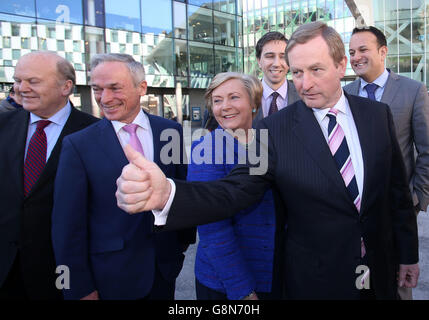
[412,55,424,82]
[144,36,174,76]
[141,0,172,36]
[84,26,104,79]
[387,56,399,73]
[214,45,238,73]
[399,55,411,73]
[214,11,236,46]
[398,19,412,55]
[105,0,141,32]
[84,0,105,27]
[141,94,162,116]
[174,39,188,76]
[174,1,187,39]
[189,41,214,88]
[36,0,83,24]
[0,1,35,17]
[386,0,398,21]
[213,0,236,14]
[188,5,213,43]
[106,29,143,63]
[164,94,178,121]
[36,20,86,84]
[188,0,212,9]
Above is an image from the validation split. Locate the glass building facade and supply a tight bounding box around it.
[1,1,429,122]
[242,0,429,90]
[0,0,243,123]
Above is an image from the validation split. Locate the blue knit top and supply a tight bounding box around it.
[187,127,276,300]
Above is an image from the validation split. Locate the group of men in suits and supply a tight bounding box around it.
[0,51,195,300]
[1,20,428,300]
[116,22,428,300]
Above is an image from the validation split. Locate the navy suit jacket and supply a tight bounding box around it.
[161,93,418,299]
[52,113,194,300]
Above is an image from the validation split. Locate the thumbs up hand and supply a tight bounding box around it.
[116,144,171,214]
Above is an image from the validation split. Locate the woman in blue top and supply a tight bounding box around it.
[187,72,279,300]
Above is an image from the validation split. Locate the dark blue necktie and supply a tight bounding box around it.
[364,83,378,101]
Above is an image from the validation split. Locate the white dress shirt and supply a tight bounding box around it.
[358,68,389,101]
[25,101,72,162]
[312,90,364,198]
[261,78,289,117]
[111,109,154,162]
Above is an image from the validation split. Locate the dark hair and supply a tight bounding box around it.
[352,26,387,48]
[255,31,288,59]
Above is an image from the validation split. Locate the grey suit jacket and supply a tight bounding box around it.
[253,80,301,124]
[344,71,429,211]
[0,98,16,113]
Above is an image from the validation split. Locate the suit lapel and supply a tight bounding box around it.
[287,80,300,105]
[345,93,375,214]
[7,110,29,198]
[292,101,348,193]
[97,118,128,170]
[380,72,400,107]
[147,113,163,168]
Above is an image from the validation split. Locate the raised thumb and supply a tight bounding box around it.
[124,144,148,169]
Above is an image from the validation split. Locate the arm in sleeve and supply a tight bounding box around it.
[411,84,429,211]
[51,137,95,300]
[387,107,419,264]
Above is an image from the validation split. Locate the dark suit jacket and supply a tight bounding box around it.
[0,106,98,299]
[52,113,195,300]
[344,71,429,211]
[162,93,418,299]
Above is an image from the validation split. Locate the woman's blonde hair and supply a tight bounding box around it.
[205,72,263,118]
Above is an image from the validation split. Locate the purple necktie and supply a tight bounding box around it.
[23,120,51,197]
[268,92,279,115]
[122,123,145,156]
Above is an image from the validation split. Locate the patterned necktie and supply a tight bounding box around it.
[23,120,51,197]
[364,83,378,101]
[122,123,145,156]
[268,92,279,115]
[327,108,365,257]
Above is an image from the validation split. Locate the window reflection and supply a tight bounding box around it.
[105,0,140,32]
[174,39,188,76]
[214,11,236,46]
[36,0,83,24]
[141,0,172,36]
[188,5,213,43]
[84,0,105,27]
[214,45,238,73]
[174,1,187,39]
[0,1,35,17]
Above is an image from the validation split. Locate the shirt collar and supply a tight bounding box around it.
[29,101,72,126]
[312,89,348,122]
[111,109,150,134]
[262,78,288,100]
[359,68,389,90]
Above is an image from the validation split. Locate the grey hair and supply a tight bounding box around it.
[90,53,145,86]
[205,72,263,117]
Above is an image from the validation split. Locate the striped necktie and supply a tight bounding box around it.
[327,108,365,257]
[23,120,51,197]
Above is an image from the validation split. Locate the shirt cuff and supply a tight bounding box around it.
[152,178,175,226]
